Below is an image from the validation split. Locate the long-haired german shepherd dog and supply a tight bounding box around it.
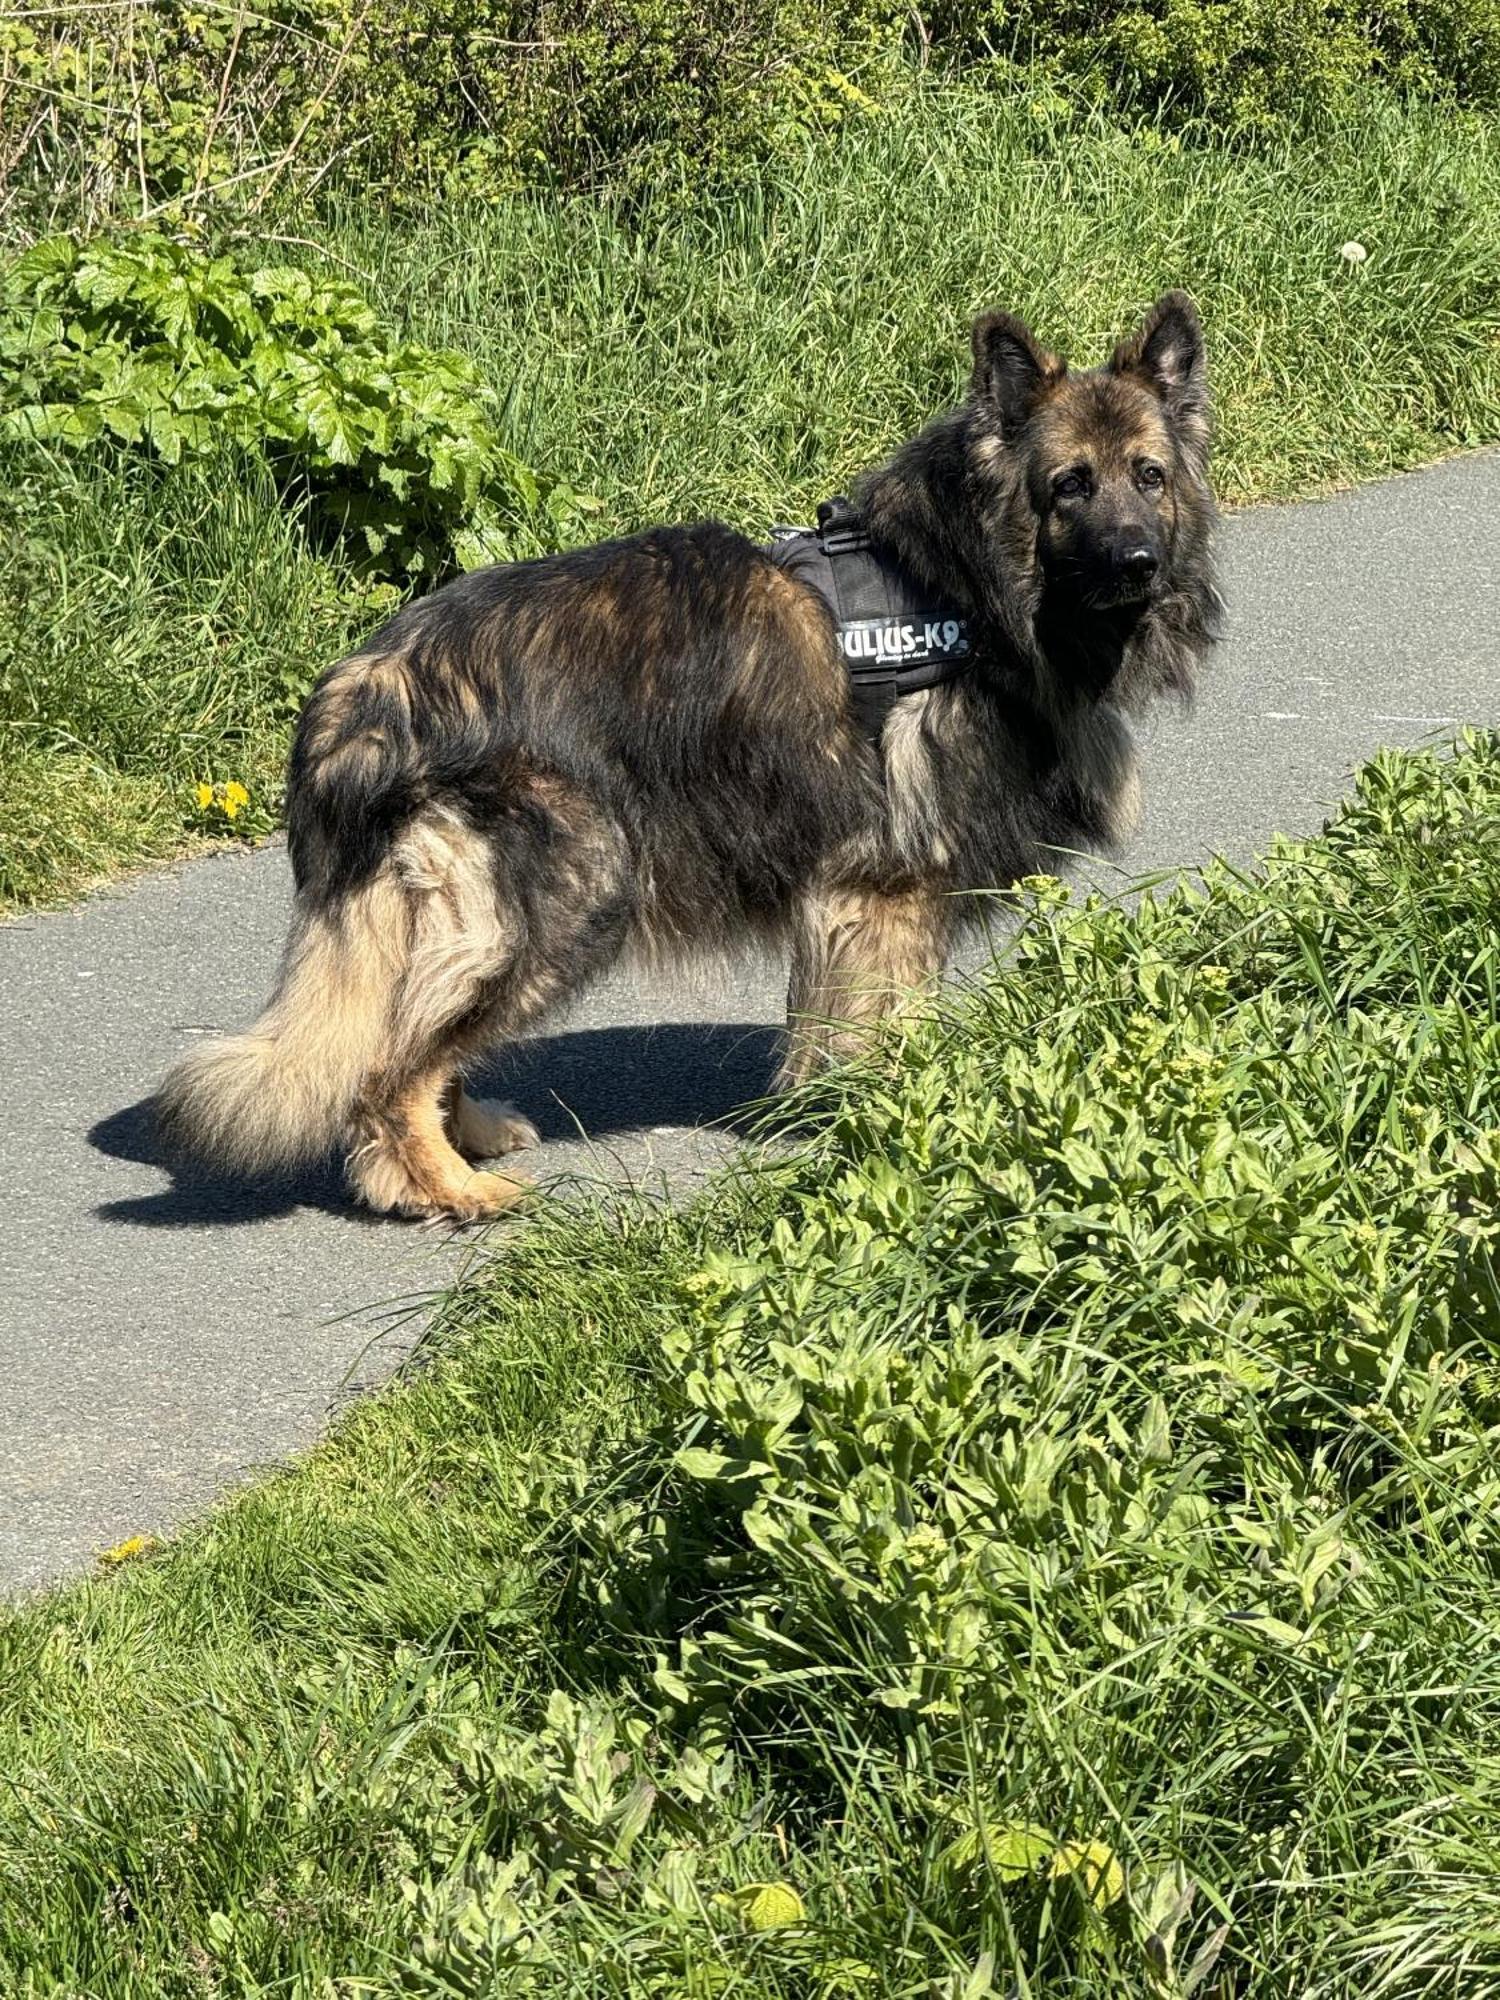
[159,291,1221,1220]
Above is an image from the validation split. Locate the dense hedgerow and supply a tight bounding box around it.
[0,0,906,226]
[4,734,1500,1995]
[4,0,1500,225]
[937,0,1500,126]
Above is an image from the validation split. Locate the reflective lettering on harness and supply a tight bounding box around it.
[840,615,970,665]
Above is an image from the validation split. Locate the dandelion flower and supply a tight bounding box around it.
[195,782,214,810]
[1339,240,1368,265]
[100,1534,159,1567]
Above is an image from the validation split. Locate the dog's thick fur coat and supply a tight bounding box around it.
[159,292,1222,1218]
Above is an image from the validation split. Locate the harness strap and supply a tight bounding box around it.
[768,496,975,740]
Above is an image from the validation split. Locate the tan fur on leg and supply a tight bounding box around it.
[352,1068,529,1221]
[779,883,946,1088]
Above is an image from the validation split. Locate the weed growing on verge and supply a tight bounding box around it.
[0,232,595,579]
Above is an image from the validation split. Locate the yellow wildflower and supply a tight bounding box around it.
[195,782,214,810]
[99,1534,159,1568]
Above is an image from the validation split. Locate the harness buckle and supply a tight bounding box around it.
[815,494,870,557]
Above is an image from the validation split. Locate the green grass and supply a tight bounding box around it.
[351,85,1500,517]
[5,731,1500,1994]
[0,447,368,907]
[4,80,1500,913]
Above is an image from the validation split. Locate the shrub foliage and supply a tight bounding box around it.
[3,0,1499,225]
[0,0,903,224]
[395,733,1500,1993]
[0,230,591,575]
[937,0,1500,125]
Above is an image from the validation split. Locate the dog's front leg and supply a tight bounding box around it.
[777,882,947,1090]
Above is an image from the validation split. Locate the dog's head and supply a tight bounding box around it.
[969,292,1212,619]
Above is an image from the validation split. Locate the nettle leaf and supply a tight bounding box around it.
[92,390,151,444]
[0,400,104,445]
[299,380,367,466]
[250,266,314,313]
[4,235,78,296]
[153,273,201,348]
[1,303,65,356]
[143,402,187,462]
[309,280,378,341]
[245,333,295,394]
[453,515,514,572]
[425,441,460,493]
[72,251,145,311]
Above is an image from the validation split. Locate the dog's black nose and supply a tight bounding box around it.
[1118,546,1159,585]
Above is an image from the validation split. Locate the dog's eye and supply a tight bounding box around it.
[1053,467,1090,500]
[1137,462,1166,492]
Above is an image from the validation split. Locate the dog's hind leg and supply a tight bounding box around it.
[343,807,530,1219]
[778,882,947,1090]
[350,785,634,1219]
[354,1064,530,1221]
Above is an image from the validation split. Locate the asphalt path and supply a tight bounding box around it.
[3,450,1497,1595]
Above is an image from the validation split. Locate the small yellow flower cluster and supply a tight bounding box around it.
[99,1533,159,1567]
[194,780,252,820]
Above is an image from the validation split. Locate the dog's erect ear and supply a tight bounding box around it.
[1110,291,1209,447]
[970,310,1065,434]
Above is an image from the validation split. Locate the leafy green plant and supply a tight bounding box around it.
[928,0,1500,126]
[0,230,592,577]
[527,730,1500,1988]
[0,0,905,229]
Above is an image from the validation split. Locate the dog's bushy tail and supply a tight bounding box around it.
[157,871,406,1175]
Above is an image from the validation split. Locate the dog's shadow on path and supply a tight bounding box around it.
[89,1021,781,1229]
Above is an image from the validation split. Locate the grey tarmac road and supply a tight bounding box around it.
[3,450,1498,1596]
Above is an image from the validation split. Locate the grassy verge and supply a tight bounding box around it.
[0,448,368,908]
[4,81,1500,914]
[5,730,1500,1994]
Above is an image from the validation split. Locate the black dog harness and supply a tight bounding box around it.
[767,496,978,739]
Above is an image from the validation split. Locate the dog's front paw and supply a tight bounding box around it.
[453,1094,540,1159]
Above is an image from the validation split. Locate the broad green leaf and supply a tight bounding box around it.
[718,1881,806,1930]
[675,1447,771,1482]
[1051,1838,1125,1908]
[942,1820,1052,1881]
